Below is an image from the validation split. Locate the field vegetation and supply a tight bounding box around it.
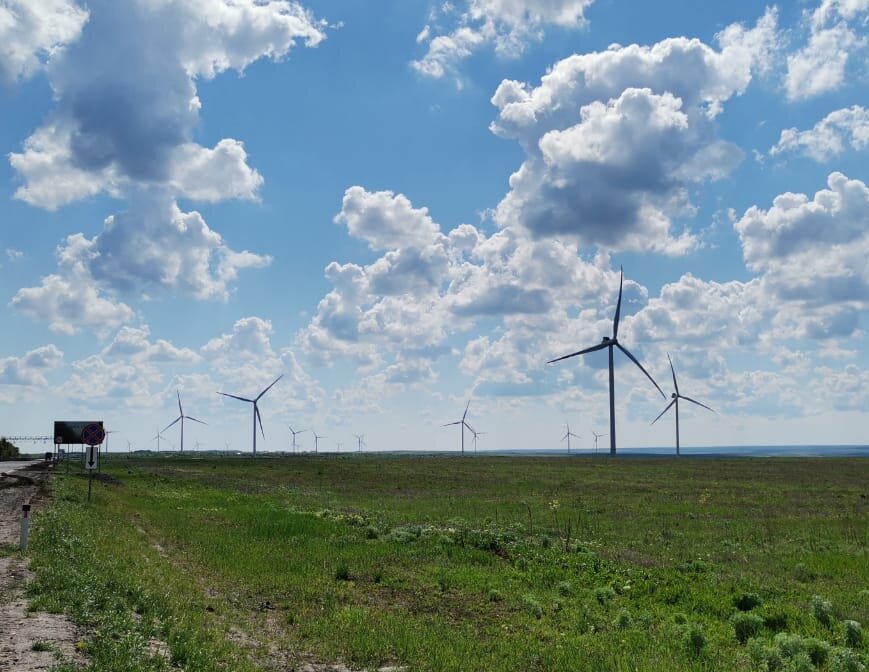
[28,455,869,671]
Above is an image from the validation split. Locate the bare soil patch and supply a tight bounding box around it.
[0,463,85,671]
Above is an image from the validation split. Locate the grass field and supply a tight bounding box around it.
[27,455,869,671]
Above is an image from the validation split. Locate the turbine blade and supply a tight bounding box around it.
[616,343,666,398]
[442,421,461,427]
[561,433,568,441]
[177,390,183,415]
[464,421,475,433]
[217,392,253,403]
[186,415,207,425]
[668,353,678,394]
[462,400,470,421]
[547,341,608,364]
[255,404,265,439]
[679,395,715,413]
[613,266,623,340]
[651,399,676,425]
[161,416,181,433]
[256,374,284,401]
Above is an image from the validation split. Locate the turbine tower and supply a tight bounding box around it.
[591,430,607,454]
[651,354,714,456]
[441,400,473,456]
[287,425,306,453]
[217,375,283,458]
[562,422,580,454]
[313,431,324,454]
[354,434,365,452]
[548,267,664,455]
[162,391,206,453]
[470,427,485,455]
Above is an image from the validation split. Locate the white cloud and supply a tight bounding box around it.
[0,0,88,83]
[0,345,63,386]
[490,11,777,252]
[771,105,869,161]
[101,325,200,364]
[412,0,594,79]
[785,0,869,100]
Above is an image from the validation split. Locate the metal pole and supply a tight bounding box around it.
[675,398,680,457]
[608,345,616,455]
[20,503,30,549]
[88,470,93,502]
[252,407,257,458]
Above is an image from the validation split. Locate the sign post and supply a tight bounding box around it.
[81,423,105,503]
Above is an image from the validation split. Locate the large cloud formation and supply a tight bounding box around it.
[9,0,326,332]
[489,9,778,253]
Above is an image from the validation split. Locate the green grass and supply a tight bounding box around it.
[27,455,869,671]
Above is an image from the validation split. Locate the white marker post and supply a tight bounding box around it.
[20,503,30,550]
[85,443,99,502]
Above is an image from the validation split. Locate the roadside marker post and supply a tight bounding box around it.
[81,423,104,503]
[20,503,30,550]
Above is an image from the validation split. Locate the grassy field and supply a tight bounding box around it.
[27,455,869,671]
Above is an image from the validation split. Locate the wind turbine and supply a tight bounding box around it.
[562,422,580,454]
[442,400,474,456]
[195,440,203,452]
[548,267,665,455]
[126,439,132,454]
[470,427,485,455]
[217,375,283,457]
[354,434,365,452]
[162,391,207,453]
[313,431,325,454]
[336,441,342,453]
[591,430,607,454]
[287,425,306,453]
[151,428,163,453]
[651,354,714,456]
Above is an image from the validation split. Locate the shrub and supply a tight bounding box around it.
[811,595,835,627]
[364,525,379,540]
[784,652,815,672]
[845,621,863,648]
[614,609,632,630]
[487,588,503,603]
[735,592,764,611]
[732,612,765,644]
[594,585,616,605]
[514,557,529,571]
[803,638,830,667]
[829,647,866,672]
[556,581,572,597]
[775,632,807,659]
[794,563,817,582]
[334,563,351,582]
[522,594,543,619]
[683,622,706,658]
[748,637,783,671]
[674,612,688,625]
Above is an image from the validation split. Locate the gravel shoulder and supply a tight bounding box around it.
[0,462,85,671]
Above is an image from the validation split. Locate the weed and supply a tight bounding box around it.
[614,609,632,630]
[673,613,688,625]
[364,525,379,539]
[683,622,706,658]
[594,585,615,605]
[803,637,831,667]
[829,647,866,672]
[811,595,835,627]
[732,612,765,644]
[30,641,53,652]
[486,588,503,603]
[748,637,783,670]
[556,581,572,597]
[735,592,764,611]
[334,563,352,582]
[794,563,817,582]
[845,620,862,648]
[785,652,815,672]
[522,594,543,619]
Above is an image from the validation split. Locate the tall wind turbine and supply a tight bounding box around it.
[548,267,665,455]
[651,354,714,456]
[354,434,365,452]
[287,425,306,453]
[591,430,607,454]
[442,400,473,456]
[162,391,206,454]
[313,431,324,454]
[562,422,580,454]
[217,375,283,457]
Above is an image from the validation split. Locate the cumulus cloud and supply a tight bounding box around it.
[7,0,324,312]
[771,105,869,161]
[412,0,594,79]
[490,10,777,253]
[785,0,869,100]
[101,325,200,364]
[0,0,88,83]
[0,345,64,386]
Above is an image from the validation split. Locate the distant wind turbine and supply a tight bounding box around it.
[354,433,365,452]
[217,375,283,457]
[195,440,203,452]
[591,430,607,454]
[336,441,342,453]
[313,431,325,454]
[287,425,306,453]
[162,391,207,453]
[126,439,132,453]
[562,422,580,454]
[651,354,715,456]
[442,400,474,456]
[548,267,665,455]
[470,427,485,455]
[151,428,163,453]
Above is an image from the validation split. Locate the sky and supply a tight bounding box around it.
[0,0,867,454]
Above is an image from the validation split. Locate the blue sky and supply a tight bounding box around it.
[1,0,867,454]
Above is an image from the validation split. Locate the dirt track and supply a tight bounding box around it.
[0,462,84,671]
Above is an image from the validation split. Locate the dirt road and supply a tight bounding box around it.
[0,462,84,671]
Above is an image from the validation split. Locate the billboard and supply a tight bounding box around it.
[54,421,104,445]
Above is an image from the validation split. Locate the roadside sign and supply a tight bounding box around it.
[81,423,105,446]
[84,444,99,470]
